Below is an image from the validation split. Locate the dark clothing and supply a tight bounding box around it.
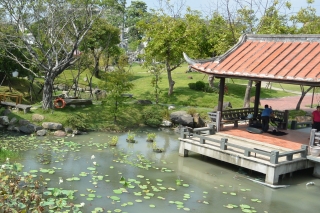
[312,122,320,132]
[261,116,270,132]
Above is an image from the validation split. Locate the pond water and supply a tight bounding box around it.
[2,127,320,213]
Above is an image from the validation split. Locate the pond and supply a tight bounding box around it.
[1,127,320,213]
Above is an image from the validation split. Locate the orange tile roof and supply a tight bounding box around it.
[187,34,320,86]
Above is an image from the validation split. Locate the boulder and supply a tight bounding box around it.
[54,130,67,137]
[1,109,11,116]
[32,114,45,122]
[19,119,30,126]
[36,129,47,136]
[178,114,194,127]
[42,122,63,130]
[170,111,188,124]
[0,124,4,129]
[0,116,9,125]
[213,102,232,111]
[135,100,153,105]
[193,113,206,128]
[161,120,172,127]
[19,124,36,134]
[64,127,73,134]
[9,117,18,125]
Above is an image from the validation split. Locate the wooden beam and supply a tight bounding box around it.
[218,78,225,112]
[254,81,261,117]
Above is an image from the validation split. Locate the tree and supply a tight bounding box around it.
[99,66,134,123]
[138,3,208,95]
[126,1,149,51]
[0,0,112,110]
[148,63,164,104]
[80,18,121,78]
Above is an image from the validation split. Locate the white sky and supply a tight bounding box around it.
[127,0,320,16]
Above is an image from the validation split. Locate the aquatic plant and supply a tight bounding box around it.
[147,133,156,142]
[152,141,164,153]
[127,131,136,142]
[109,136,119,146]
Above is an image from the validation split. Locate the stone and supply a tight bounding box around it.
[36,129,47,136]
[0,124,4,129]
[19,119,30,126]
[73,130,82,135]
[213,102,232,111]
[32,114,45,122]
[178,114,194,127]
[1,109,11,116]
[64,127,73,134]
[0,116,9,125]
[19,124,36,134]
[9,117,18,125]
[135,100,153,105]
[170,111,188,124]
[161,120,172,127]
[193,113,205,128]
[54,130,67,137]
[42,122,63,130]
[168,105,175,110]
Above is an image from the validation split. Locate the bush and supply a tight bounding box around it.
[187,107,197,116]
[66,113,91,131]
[142,106,164,127]
[195,81,205,91]
[188,83,196,90]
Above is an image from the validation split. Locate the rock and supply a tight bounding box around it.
[32,114,45,122]
[135,100,153,105]
[9,117,18,125]
[54,130,67,137]
[0,124,4,129]
[19,124,36,134]
[178,114,194,127]
[161,120,172,127]
[1,109,11,116]
[168,105,175,110]
[73,130,82,135]
[37,129,47,136]
[64,127,73,134]
[42,122,63,130]
[0,116,9,125]
[193,113,206,128]
[19,119,30,126]
[213,102,232,111]
[170,111,188,124]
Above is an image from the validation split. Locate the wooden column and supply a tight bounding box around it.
[254,81,261,118]
[218,78,225,112]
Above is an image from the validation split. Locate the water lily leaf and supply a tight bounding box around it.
[114,209,122,212]
[110,196,120,201]
[135,199,142,203]
[137,175,144,178]
[182,184,189,187]
[156,179,163,182]
[230,193,237,196]
[127,202,134,205]
[113,189,123,194]
[203,201,209,204]
[240,204,251,209]
[149,204,155,208]
[183,208,191,211]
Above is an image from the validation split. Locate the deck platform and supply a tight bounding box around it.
[179,124,316,185]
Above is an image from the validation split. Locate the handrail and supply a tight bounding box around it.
[0,93,22,105]
[180,127,308,164]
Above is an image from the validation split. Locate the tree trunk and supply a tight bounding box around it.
[94,55,100,78]
[167,70,175,95]
[42,76,54,110]
[208,75,214,88]
[296,86,313,110]
[243,80,253,108]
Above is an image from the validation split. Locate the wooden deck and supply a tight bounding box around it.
[178,124,316,185]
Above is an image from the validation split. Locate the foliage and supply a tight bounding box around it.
[148,63,164,104]
[147,133,156,141]
[0,148,19,161]
[109,136,119,146]
[99,67,134,123]
[187,108,197,116]
[65,113,91,131]
[127,131,135,141]
[142,105,164,127]
[195,81,206,91]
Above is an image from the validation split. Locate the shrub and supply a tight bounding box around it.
[66,113,91,131]
[142,106,163,127]
[187,107,197,116]
[188,83,196,90]
[195,81,205,91]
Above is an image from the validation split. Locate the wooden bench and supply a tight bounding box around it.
[0,101,32,114]
[291,116,312,129]
[208,108,289,130]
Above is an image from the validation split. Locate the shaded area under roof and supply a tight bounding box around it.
[185,34,320,86]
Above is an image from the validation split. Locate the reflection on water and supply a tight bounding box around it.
[3,127,320,212]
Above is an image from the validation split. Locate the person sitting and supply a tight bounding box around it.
[261,104,274,132]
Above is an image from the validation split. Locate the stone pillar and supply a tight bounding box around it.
[179,141,188,157]
[313,163,320,178]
